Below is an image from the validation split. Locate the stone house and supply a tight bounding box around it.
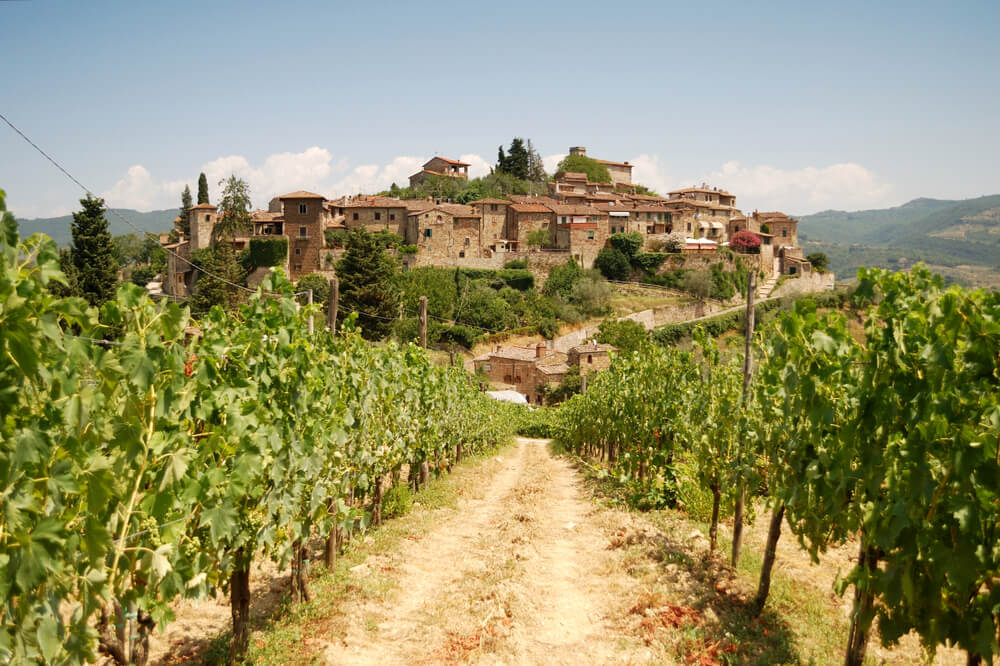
[408,156,470,188]
[668,185,737,208]
[474,340,617,405]
[508,202,555,249]
[329,195,409,238]
[550,204,609,268]
[468,198,511,248]
[407,203,483,262]
[752,211,799,248]
[567,342,615,376]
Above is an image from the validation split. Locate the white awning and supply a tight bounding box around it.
[609,211,630,217]
[710,221,724,229]
[698,221,710,228]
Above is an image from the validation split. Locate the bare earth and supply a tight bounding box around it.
[321,437,655,665]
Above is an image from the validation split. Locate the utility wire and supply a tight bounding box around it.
[0,111,279,296]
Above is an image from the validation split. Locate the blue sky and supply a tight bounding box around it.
[2,0,997,218]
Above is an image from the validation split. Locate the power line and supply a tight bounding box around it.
[0,111,273,296]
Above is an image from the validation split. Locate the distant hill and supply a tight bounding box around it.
[799,195,1000,287]
[16,208,178,245]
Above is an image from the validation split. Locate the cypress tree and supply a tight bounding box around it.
[335,229,400,340]
[179,185,193,236]
[69,195,118,307]
[197,172,210,204]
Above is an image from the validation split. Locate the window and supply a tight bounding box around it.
[293,264,302,271]
[491,204,498,211]
[735,225,741,232]
[389,213,395,221]
[294,248,301,256]
[375,212,381,220]
[205,214,211,221]
[587,231,595,240]
[646,226,653,234]
[459,251,465,258]
[782,229,788,237]
[353,212,359,220]
[464,237,470,246]
[424,228,432,238]
[687,223,692,231]
[299,226,307,237]
[588,355,593,364]
[484,363,491,371]
[298,203,307,215]
[561,216,567,223]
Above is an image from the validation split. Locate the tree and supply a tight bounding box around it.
[525,138,547,183]
[662,232,686,253]
[609,232,643,260]
[335,229,401,339]
[681,269,713,301]
[556,154,611,183]
[179,185,193,236]
[806,252,828,272]
[197,172,209,204]
[113,233,145,267]
[189,244,245,312]
[216,175,251,241]
[594,247,630,281]
[70,195,119,307]
[543,259,583,298]
[296,272,330,310]
[596,318,648,353]
[496,138,530,180]
[525,228,551,248]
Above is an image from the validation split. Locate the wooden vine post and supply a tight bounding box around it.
[731,270,755,566]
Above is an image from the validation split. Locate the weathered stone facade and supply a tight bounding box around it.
[407,204,483,263]
[408,157,470,188]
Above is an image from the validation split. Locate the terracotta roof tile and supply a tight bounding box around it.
[189,203,217,210]
[509,203,553,214]
[425,156,471,167]
[551,204,605,216]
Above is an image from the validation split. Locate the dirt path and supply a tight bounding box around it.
[321,438,654,665]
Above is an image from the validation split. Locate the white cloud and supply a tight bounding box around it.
[703,161,892,214]
[459,153,491,179]
[627,154,892,214]
[543,153,565,175]
[101,165,188,211]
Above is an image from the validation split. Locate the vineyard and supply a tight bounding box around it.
[0,192,512,665]
[555,266,1000,664]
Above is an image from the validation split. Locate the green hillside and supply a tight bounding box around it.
[16,208,178,246]
[799,195,1000,286]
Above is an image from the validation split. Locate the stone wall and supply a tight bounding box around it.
[769,270,836,299]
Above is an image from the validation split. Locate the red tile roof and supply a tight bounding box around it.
[551,204,605,216]
[510,203,553,214]
[189,203,217,210]
[426,156,471,167]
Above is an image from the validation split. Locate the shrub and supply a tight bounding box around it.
[249,237,288,267]
[382,484,413,520]
[596,318,648,353]
[569,276,612,316]
[535,316,560,339]
[497,268,534,291]
[504,259,527,269]
[807,252,829,272]
[526,229,551,248]
[681,270,713,300]
[130,265,155,287]
[632,251,668,273]
[543,259,582,298]
[399,244,418,255]
[609,232,643,260]
[594,247,630,280]
[325,228,349,248]
[296,273,330,307]
[730,229,762,254]
[438,324,481,349]
[662,232,686,253]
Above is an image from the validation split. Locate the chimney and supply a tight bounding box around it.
[536,342,545,358]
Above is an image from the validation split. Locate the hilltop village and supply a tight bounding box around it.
[162,146,810,298]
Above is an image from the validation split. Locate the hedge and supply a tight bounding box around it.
[249,237,288,267]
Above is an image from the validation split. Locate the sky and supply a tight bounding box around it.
[1,0,998,219]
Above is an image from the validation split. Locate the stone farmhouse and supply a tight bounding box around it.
[163,146,810,296]
[473,341,616,405]
[408,156,470,188]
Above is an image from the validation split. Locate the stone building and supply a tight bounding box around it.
[752,211,799,248]
[407,203,483,262]
[567,342,615,375]
[473,340,617,405]
[329,195,409,238]
[508,202,555,249]
[408,156,470,188]
[550,204,609,268]
[468,197,511,247]
[567,146,633,185]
